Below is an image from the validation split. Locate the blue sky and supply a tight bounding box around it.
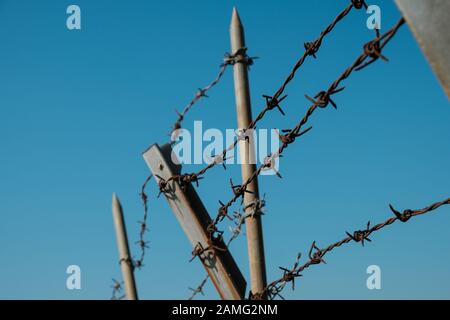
[0,0,449,300]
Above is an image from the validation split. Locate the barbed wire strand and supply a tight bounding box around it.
[184,0,379,251]
[109,176,152,299]
[185,1,373,299]
[178,6,395,247]
[134,175,153,269]
[164,1,365,190]
[199,17,406,254]
[169,50,257,142]
[134,47,255,288]
[110,279,125,300]
[258,197,450,300]
[186,15,405,299]
[188,276,209,300]
[186,198,267,299]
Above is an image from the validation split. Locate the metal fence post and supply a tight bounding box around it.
[230,7,267,298]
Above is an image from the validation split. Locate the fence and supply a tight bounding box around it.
[110,0,450,300]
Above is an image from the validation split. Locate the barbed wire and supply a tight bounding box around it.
[166,0,374,259]
[169,50,257,142]
[110,279,125,300]
[109,176,152,300]
[188,276,209,300]
[185,15,404,299]
[134,45,258,275]
[187,197,266,300]
[111,0,440,302]
[185,1,372,299]
[134,174,153,269]
[256,197,450,300]
[197,17,406,258]
[161,1,364,190]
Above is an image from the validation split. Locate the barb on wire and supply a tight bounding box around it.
[260,197,450,300]
[227,210,247,244]
[346,221,372,246]
[111,279,125,300]
[351,0,368,10]
[189,231,228,262]
[263,94,288,116]
[133,175,153,269]
[264,253,303,300]
[110,176,152,299]
[227,196,266,245]
[224,47,258,70]
[305,87,345,110]
[188,195,267,300]
[355,28,390,71]
[166,5,370,266]
[203,17,406,245]
[170,48,252,141]
[188,275,209,300]
[187,17,405,297]
[163,3,401,300]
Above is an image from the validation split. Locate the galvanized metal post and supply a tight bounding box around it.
[230,7,267,297]
[112,193,138,300]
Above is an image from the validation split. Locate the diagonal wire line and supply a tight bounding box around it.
[261,197,450,300]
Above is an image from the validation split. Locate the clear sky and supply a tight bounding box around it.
[0,0,449,300]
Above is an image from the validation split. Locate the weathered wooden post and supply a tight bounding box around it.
[112,193,138,300]
[230,7,268,298]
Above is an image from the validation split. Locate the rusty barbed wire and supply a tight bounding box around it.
[186,17,405,298]
[163,1,363,189]
[187,195,267,299]
[164,0,370,254]
[199,17,406,255]
[110,279,125,300]
[110,0,420,301]
[257,197,450,300]
[109,176,152,300]
[147,50,256,297]
[132,174,153,270]
[170,49,257,142]
[188,275,209,300]
[184,2,374,298]
[227,196,267,245]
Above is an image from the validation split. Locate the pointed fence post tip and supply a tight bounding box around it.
[230,6,244,33]
[112,192,120,207]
